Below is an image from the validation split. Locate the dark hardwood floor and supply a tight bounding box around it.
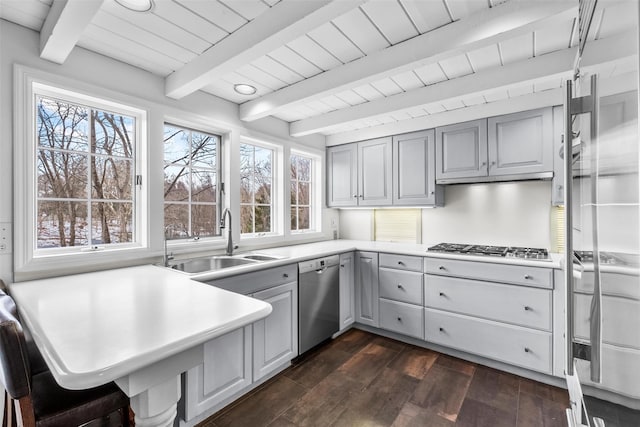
[196,329,624,427]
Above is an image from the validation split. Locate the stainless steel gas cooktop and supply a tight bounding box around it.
[427,243,551,260]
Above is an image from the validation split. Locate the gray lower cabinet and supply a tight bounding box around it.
[392,129,443,206]
[252,281,298,381]
[424,257,554,374]
[184,326,252,421]
[487,107,553,176]
[355,251,379,327]
[339,252,355,331]
[436,119,488,182]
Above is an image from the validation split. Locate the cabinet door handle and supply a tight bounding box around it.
[430,191,435,195]
[397,284,403,289]
[397,317,402,322]
[359,195,363,198]
[524,306,532,311]
[438,266,446,271]
[524,347,531,353]
[491,161,496,166]
[439,292,446,297]
[283,273,289,278]
[439,327,444,332]
[481,161,487,167]
[524,274,532,280]
[340,264,345,268]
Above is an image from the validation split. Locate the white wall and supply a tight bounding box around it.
[0,19,328,283]
[338,181,554,249]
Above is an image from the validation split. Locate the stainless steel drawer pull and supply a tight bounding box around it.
[353,194,357,198]
[397,317,402,322]
[397,284,403,289]
[340,264,345,268]
[524,274,532,280]
[439,292,446,297]
[438,266,446,270]
[439,327,444,332]
[397,261,405,265]
[524,347,531,353]
[524,306,532,311]
[283,273,289,278]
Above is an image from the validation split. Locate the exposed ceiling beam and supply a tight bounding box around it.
[40,0,103,64]
[292,30,636,137]
[291,49,575,137]
[165,0,365,99]
[322,31,638,145]
[240,0,578,122]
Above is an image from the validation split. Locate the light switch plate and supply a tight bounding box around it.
[0,223,11,254]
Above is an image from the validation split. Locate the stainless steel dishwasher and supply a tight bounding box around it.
[298,255,340,354]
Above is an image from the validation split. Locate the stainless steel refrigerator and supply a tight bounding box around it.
[564,2,640,425]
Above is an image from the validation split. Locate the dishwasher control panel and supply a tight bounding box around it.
[298,255,340,274]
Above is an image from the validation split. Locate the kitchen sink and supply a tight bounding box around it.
[169,256,259,274]
[238,253,282,261]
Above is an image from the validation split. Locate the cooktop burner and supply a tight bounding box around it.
[427,243,550,260]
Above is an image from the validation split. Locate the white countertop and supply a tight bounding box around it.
[178,239,563,282]
[8,265,272,390]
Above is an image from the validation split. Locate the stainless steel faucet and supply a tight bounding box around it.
[220,208,236,256]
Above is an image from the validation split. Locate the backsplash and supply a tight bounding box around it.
[339,181,553,249]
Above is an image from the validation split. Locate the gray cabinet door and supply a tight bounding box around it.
[358,137,393,206]
[339,252,355,331]
[184,326,252,421]
[252,281,298,381]
[327,143,357,207]
[488,107,553,176]
[355,251,379,327]
[436,119,488,182]
[393,129,442,206]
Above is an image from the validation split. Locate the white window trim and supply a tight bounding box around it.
[239,136,282,240]
[13,65,149,275]
[290,149,322,235]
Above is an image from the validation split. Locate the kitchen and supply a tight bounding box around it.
[0,0,638,426]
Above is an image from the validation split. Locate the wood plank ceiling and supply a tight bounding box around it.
[0,0,637,141]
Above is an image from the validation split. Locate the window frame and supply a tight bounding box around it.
[163,122,222,241]
[239,138,279,238]
[290,150,320,234]
[14,66,148,274]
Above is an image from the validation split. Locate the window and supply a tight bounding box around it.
[35,93,138,250]
[290,154,313,232]
[163,124,220,239]
[240,142,273,235]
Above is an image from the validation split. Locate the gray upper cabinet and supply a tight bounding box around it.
[487,107,553,177]
[436,119,488,182]
[393,130,443,206]
[358,137,393,206]
[327,137,392,207]
[327,143,358,207]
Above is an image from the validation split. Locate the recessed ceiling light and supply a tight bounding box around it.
[115,0,154,12]
[234,84,257,95]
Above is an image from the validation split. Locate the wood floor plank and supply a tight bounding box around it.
[465,366,520,414]
[519,377,569,405]
[337,341,402,386]
[391,402,455,427]
[284,346,352,389]
[280,371,363,427]
[326,328,373,354]
[209,376,305,427]
[387,346,438,380]
[330,367,420,427]
[516,391,568,427]
[409,363,473,422]
[434,353,477,376]
[457,397,518,427]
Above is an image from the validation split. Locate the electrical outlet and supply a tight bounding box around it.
[0,223,11,254]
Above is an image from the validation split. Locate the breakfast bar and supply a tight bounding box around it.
[8,265,272,427]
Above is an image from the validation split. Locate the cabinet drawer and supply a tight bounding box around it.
[379,299,424,339]
[425,308,552,374]
[206,264,297,295]
[425,275,551,331]
[380,268,423,305]
[425,258,553,289]
[380,253,423,272]
[574,293,640,349]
